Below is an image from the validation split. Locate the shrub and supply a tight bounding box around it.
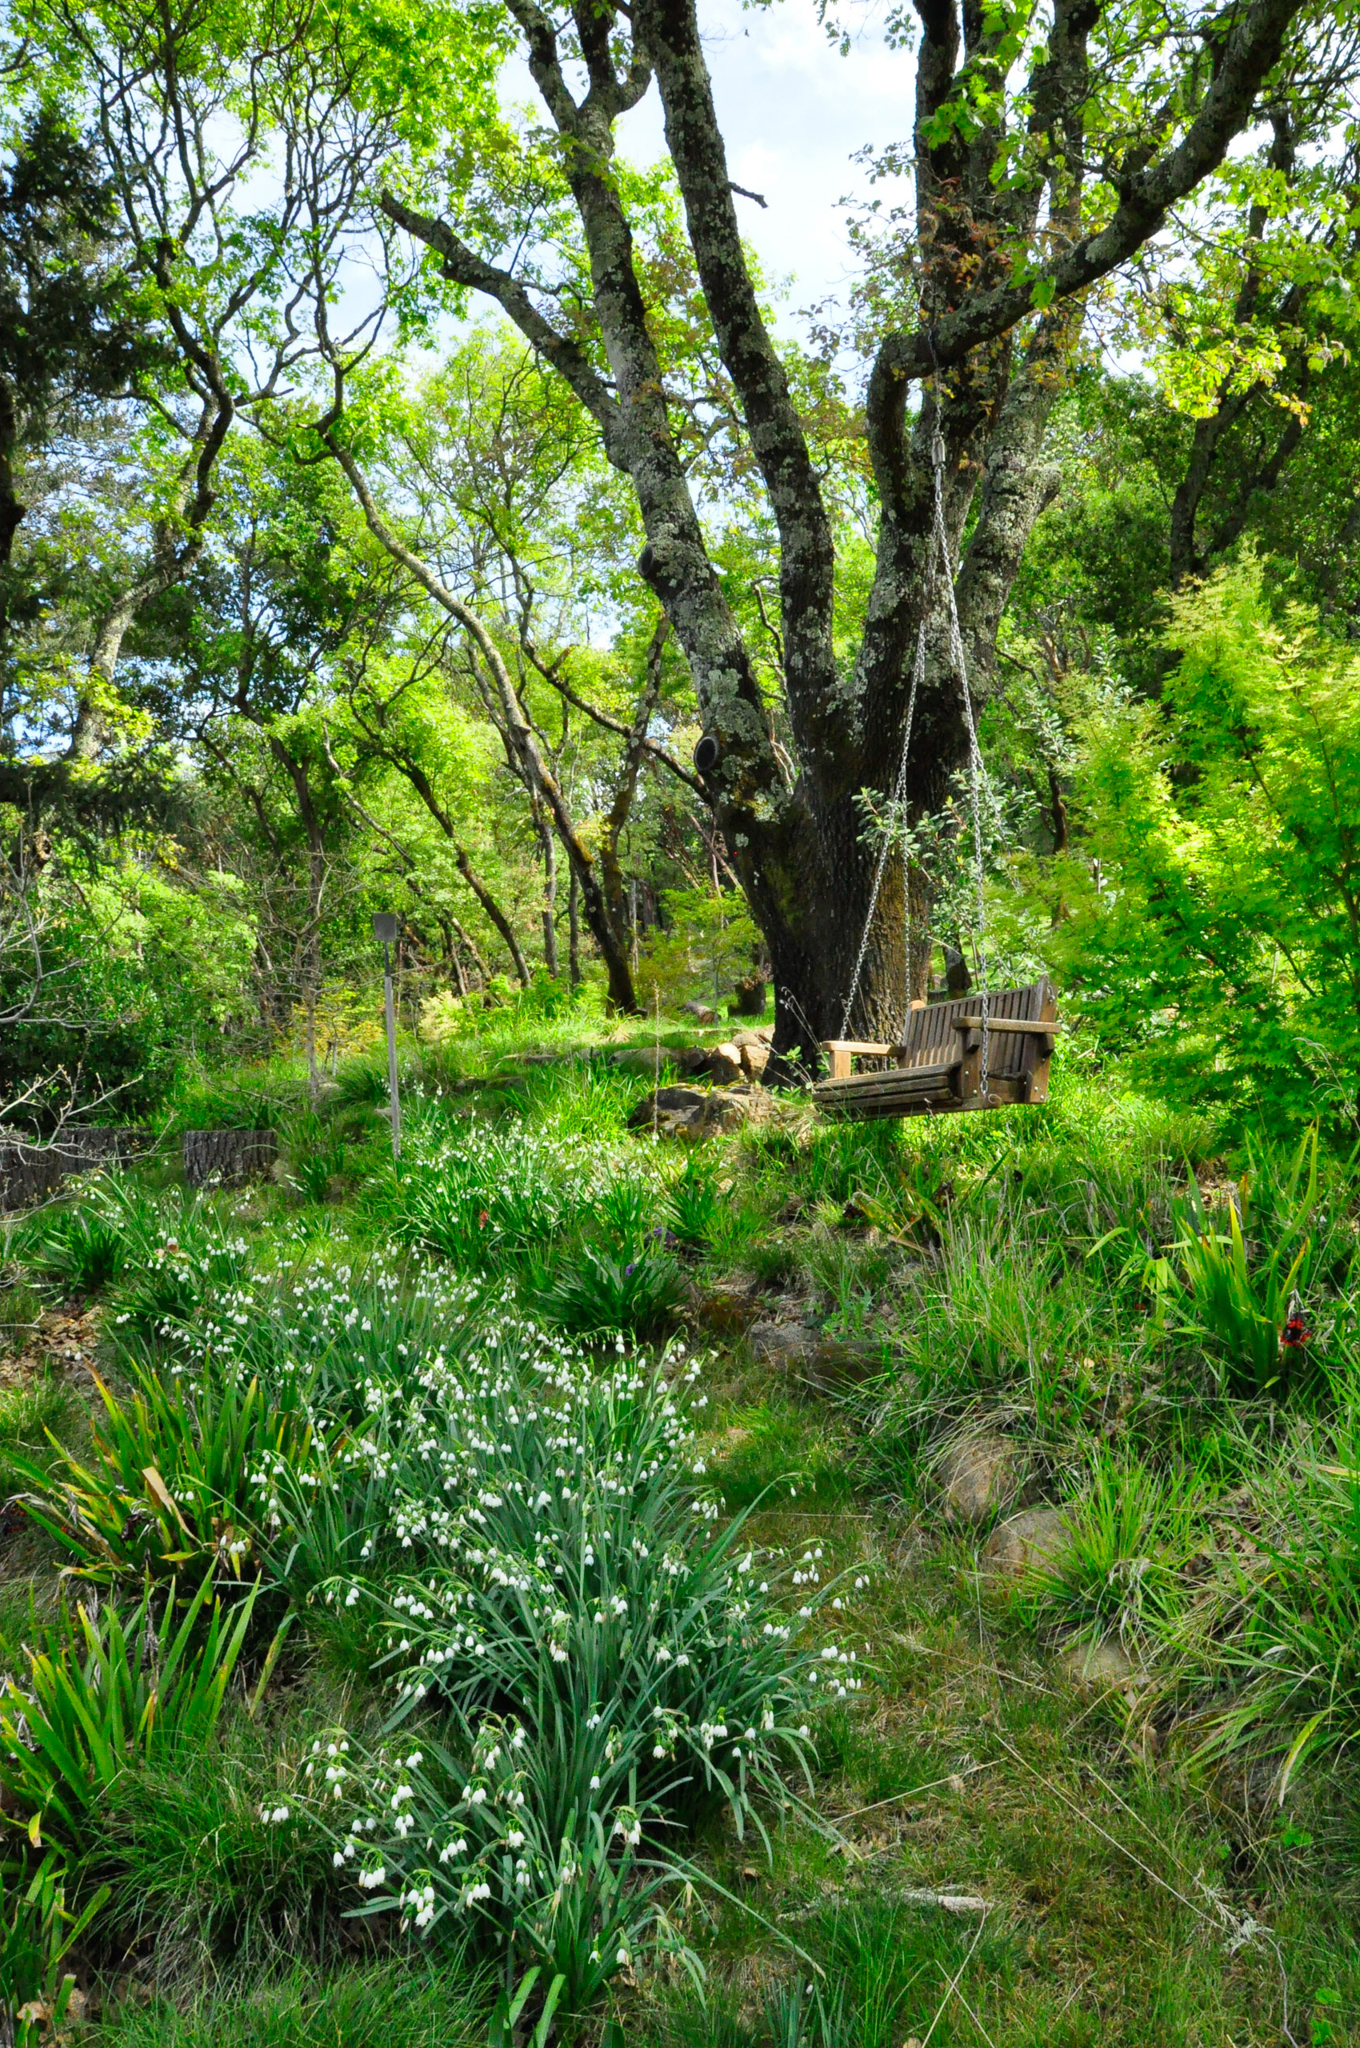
[1061,562,1360,1135]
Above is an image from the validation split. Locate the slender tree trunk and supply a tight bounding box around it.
[538,811,559,976]
[455,847,531,987]
[568,870,581,987]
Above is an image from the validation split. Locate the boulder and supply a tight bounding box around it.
[673,1042,747,1084]
[709,1045,745,1084]
[678,1091,748,1137]
[626,1086,708,1132]
[629,1083,773,1142]
[936,1433,1021,1525]
[749,1319,883,1391]
[983,1506,1071,1576]
[612,1046,672,1078]
[740,1043,770,1080]
[692,1283,764,1337]
[749,1319,820,1367]
[1062,1637,1139,1693]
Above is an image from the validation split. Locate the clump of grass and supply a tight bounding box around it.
[0,1279,42,1355]
[98,1715,338,1966]
[801,1229,894,1336]
[94,1961,488,2048]
[13,1201,132,1296]
[534,1243,687,1338]
[0,1575,258,1853]
[1019,1450,1204,1654]
[1167,1406,1360,1791]
[665,1156,722,1248]
[709,1399,853,1513]
[0,1371,83,1489]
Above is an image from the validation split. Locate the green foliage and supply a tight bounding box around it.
[0,1860,110,2048]
[639,889,762,1016]
[0,1575,256,1849]
[1067,564,1360,1133]
[0,1371,82,1491]
[235,1313,847,2005]
[1023,1454,1202,1653]
[1120,1129,1331,1401]
[9,1177,255,1340]
[15,1352,303,1589]
[664,1155,722,1247]
[14,1201,131,1296]
[95,1963,489,2048]
[534,1243,687,1338]
[1167,1410,1360,1790]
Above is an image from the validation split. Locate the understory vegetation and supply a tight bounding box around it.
[1,1033,1360,2044]
[6,0,1360,2034]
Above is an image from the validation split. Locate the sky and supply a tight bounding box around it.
[505,0,921,332]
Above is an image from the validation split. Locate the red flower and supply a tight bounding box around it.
[478,1209,489,1227]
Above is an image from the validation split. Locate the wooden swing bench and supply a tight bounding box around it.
[814,976,1058,1120]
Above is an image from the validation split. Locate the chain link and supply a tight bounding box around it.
[839,384,996,1099]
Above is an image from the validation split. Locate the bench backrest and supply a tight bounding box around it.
[899,976,1055,1083]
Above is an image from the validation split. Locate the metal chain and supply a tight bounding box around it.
[927,419,992,1100]
[838,624,924,1039]
[840,379,997,1101]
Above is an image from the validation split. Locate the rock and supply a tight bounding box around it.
[700,1043,743,1083]
[983,1507,1071,1576]
[1062,1638,1139,1692]
[739,1043,770,1079]
[729,1027,774,1048]
[626,1086,708,1132]
[692,1284,764,1336]
[612,1046,672,1078]
[749,1319,819,1366]
[936,1433,1020,1525]
[678,1092,747,1137]
[674,1042,746,1084]
[748,1319,882,1391]
[629,1083,773,1142]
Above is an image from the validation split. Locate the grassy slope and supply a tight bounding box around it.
[1,1013,1358,2046]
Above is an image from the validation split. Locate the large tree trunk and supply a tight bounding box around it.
[378,0,1300,1071]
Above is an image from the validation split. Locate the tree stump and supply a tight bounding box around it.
[54,1128,154,1172]
[183,1129,278,1187]
[0,1143,68,1210]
